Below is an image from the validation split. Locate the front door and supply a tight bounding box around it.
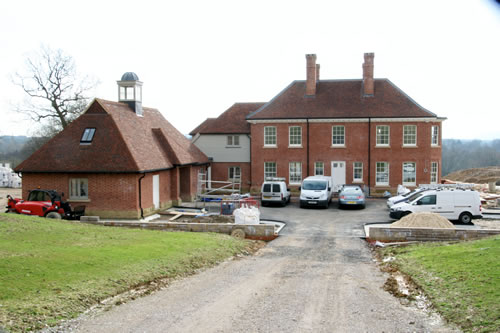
[331,161,346,192]
[153,175,160,209]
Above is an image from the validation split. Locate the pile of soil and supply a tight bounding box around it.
[391,212,455,229]
[445,166,500,185]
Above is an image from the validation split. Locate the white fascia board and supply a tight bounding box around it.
[248,117,445,124]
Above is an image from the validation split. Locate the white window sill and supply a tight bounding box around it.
[431,145,440,148]
[402,145,418,148]
[403,183,416,187]
[375,184,390,187]
[375,145,390,148]
[352,179,364,184]
[331,145,346,148]
[289,182,302,185]
[263,145,277,148]
[68,199,91,203]
[288,145,303,148]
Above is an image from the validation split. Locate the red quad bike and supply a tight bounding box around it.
[6,189,85,220]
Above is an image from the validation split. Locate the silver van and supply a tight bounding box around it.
[261,178,291,207]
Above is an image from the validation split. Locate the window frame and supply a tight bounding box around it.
[80,128,96,144]
[332,125,345,147]
[264,126,277,147]
[430,161,438,184]
[228,166,241,180]
[69,178,89,200]
[353,162,363,182]
[314,162,324,176]
[289,162,302,185]
[264,162,277,179]
[376,125,390,146]
[226,135,240,147]
[288,126,302,147]
[403,125,417,146]
[431,126,439,146]
[375,162,389,186]
[402,162,417,186]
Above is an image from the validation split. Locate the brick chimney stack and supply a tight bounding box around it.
[316,64,320,82]
[306,54,317,96]
[362,53,375,96]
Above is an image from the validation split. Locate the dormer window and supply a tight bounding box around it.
[81,128,96,144]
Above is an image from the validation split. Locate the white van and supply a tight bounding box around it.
[389,189,482,224]
[261,178,291,207]
[299,176,332,208]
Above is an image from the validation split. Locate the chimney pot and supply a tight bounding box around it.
[305,54,317,96]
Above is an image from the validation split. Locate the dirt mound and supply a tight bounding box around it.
[445,166,500,184]
[391,212,455,229]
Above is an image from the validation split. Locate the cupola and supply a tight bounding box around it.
[117,72,143,116]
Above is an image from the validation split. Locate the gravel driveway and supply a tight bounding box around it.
[72,199,456,333]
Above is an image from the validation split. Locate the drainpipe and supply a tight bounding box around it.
[138,173,146,219]
[247,134,252,189]
[368,118,371,197]
[306,119,310,177]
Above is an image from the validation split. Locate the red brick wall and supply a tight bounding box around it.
[21,173,140,218]
[250,121,442,195]
[209,162,251,191]
[20,169,194,218]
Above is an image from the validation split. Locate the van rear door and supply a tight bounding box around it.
[436,192,455,219]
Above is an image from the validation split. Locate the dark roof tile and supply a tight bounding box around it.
[248,79,436,119]
[191,103,265,135]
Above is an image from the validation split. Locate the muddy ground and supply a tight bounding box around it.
[65,199,459,333]
[0,187,21,209]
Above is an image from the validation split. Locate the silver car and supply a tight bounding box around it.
[338,185,365,208]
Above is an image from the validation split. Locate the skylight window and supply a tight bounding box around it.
[80,128,96,144]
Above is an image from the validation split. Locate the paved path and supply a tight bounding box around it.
[73,200,456,333]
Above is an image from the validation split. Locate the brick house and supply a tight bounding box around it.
[192,53,445,195]
[15,73,209,218]
[190,103,264,192]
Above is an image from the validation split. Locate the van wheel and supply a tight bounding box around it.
[459,212,473,224]
[46,212,62,219]
[281,199,287,207]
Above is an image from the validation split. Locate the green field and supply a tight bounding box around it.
[0,213,251,332]
[381,236,500,333]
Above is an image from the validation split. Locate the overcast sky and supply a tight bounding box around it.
[1,0,499,140]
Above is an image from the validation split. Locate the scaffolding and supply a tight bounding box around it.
[196,172,242,201]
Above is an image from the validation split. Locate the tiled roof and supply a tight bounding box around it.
[247,79,436,120]
[15,99,208,173]
[190,103,265,135]
[189,118,217,136]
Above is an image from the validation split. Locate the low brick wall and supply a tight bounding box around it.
[368,226,500,242]
[80,218,277,241]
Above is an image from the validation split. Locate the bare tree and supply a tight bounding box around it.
[12,45,98,130]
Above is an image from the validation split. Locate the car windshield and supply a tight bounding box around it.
[342,187,361,194]
[302,181,327,190]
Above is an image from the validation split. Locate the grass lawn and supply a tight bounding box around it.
[380,236,500,333]
[0,213,253,332]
